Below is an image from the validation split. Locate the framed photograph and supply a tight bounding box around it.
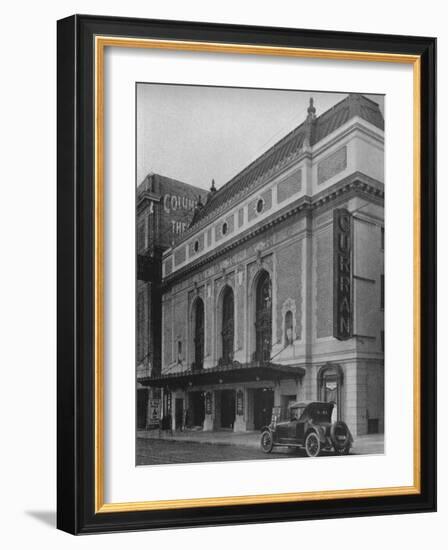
[57,14,436,534]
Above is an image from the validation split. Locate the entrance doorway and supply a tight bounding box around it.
[136,388,148,429]
[220,389,236,429]
[318,365,343,421]
[188,391,205,427]
[253,388,274,429]
[175,398,184,430]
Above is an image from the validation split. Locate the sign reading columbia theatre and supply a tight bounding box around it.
[333,209,352,340]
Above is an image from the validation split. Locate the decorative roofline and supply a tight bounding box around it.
[169,115,383,250]
[187,93,383,229]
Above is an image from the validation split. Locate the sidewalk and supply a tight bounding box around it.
[138,428,261,448]
[137,428,384,454]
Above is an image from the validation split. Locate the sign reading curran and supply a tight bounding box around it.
[333,208,352,340]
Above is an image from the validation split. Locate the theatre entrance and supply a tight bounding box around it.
[220,389,236,429]
[253,388,274,430]
[175,398,184,430]
[188,391,205,428]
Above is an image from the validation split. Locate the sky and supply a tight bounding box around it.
[137,84,384,191]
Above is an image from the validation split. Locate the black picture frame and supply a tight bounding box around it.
[57,14,436,535]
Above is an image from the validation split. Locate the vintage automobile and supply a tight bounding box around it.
[260,400,353,457]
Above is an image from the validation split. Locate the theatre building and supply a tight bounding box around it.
[136,173,208,429]
[142,94,385,437]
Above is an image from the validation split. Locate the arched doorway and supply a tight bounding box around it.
[192,298,204,370]
[317,364,343,421]
[254,271,272,363]
[221,286,234,364]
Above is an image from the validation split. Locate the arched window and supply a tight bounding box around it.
[193,298,204,370]
[221,286,234,364]
[284,310,293,346]
[255,271,272,363]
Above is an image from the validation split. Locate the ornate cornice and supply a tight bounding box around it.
[162,172,383,289]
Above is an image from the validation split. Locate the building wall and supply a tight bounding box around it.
[315,222,333,339]
[159,114,384,436]
[162,213,312,373]
[136,280,151,366]
[275,238,303,346]
[162,201,383,356]
[137,175,207,372]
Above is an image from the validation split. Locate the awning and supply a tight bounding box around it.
[140,361,306,389]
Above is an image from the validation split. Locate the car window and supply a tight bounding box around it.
[291,407,305,420]
[308,406,332,422]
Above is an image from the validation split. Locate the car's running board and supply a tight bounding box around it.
[274,443,303,448]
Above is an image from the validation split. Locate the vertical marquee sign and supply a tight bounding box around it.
[333,208,352,340]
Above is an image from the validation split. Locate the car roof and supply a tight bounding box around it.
[288,400,332,409]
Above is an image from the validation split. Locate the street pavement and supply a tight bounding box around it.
[136,431,384,465]
[137,438,295,465]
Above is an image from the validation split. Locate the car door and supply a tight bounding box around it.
[294,419,306,444]
[276,421,290,443]
[287,419,299,442]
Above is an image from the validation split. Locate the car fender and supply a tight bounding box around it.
[261,425,276,438]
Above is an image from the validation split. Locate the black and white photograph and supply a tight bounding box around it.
[135,84,385,466]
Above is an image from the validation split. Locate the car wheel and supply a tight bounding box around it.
[261,430,274,453]
[305,431,321,457]
[331,421,351,453]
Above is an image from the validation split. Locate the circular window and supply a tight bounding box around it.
[256,198,264,214]
[222,222,228,235]
[194,240,199,252]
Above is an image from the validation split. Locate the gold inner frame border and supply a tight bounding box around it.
[94,35,421,514]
